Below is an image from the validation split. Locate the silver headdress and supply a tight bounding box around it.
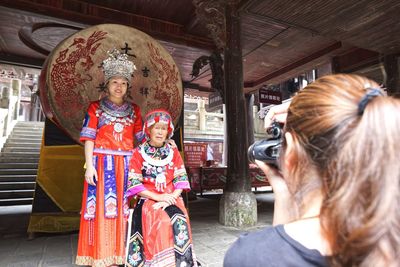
[102,49,136,84]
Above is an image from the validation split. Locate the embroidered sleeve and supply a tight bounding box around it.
[80,102,98,142]
[133,104,145,143]
[126,149,146,197]
[172,148,191,191]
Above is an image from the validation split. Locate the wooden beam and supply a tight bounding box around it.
[332,47,380,73]
[0,0,216,51]
[183,81,213,92]
[19,22,83,56]
[19,25,51,56]
[247,41,342,87]
[0,53,44,68]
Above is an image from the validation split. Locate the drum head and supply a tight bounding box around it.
[40,23,183,143]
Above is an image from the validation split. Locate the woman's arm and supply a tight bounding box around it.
[255,160,298,225]
[84,140,97,186]
[138,190,177,205]
[151,189,183,210]
[80,102,99,186]
[172,189,183,199]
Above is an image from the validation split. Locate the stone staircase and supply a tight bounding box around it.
[0,121,43,206]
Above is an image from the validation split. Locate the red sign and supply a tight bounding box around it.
[259,88,282,105]
[183,143,207,167]
[187,167,201,191]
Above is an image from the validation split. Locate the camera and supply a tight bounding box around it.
[248,121,283,166]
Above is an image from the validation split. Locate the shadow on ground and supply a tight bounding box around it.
[0,192,275,267]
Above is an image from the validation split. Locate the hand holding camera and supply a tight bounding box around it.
[249,102,296,224]
[247,121,283,166]
[264,101,291,129]
[248,100,291,166]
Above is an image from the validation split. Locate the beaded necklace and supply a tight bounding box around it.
[140,143,174,190]
[96,98,134,141]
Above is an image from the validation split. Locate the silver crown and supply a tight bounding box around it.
[102,49,136,84]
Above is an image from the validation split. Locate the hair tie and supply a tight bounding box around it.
[357,88,383,115]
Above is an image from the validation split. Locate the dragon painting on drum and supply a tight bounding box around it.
[40,24,183,143]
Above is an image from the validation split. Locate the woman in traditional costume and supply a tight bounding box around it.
[76,49,144,266]
[126,109,197,267]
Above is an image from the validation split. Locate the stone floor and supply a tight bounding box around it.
[0,191,275,267]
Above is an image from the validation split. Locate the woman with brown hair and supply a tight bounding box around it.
[224,74,400,267]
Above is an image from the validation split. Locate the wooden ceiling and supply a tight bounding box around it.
[1,0,399,94]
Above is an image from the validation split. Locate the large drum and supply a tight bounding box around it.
[39,23,183,143]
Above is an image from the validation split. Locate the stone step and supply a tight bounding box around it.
[14,122,44,127]
[3,142,41,148]
[13,125,43,129]
[13,129,44,132]
[0,198,33,206]
[0,157,41,162]
[13,126,43,130]
[0,157,39,163]
[6,138,42,143]
[0,157,40,162]
[12,127,43,131]
[10,133,43,138]
[15,122,43,125]
[1,122,42,206]
[0,189,35,199]
[14,124,44,129]
[0,169,37,175]
[12,127,43,132]
[14,123,43,127]
[7,135,42,140]
[13,127,43,131]
[0,152,40,158]
[1,147,41,153]
[0,175,37,182]
[4,142,41,148]
[0,181,35,190]
[0,163,38,169]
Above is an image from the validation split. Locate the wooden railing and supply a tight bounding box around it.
[184,100,266,140]
[0,79,21,149]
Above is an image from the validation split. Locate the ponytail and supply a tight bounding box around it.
[286,74,400,266]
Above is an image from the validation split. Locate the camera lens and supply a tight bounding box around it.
[248,121,283,166]
[247,138,282,166]
[271,127,281,138]
[267,123,281,139]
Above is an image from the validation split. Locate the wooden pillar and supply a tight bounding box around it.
[193,0,256,227]
[383,54,400,98]
[224,3,250,192]
[219,2,256,228]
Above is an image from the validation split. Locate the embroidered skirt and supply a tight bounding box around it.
[76,153,130,267]
[126,197,198,267]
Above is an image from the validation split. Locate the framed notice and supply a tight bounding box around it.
[208,91,223,111]
[183,143,207,167]
[259,88,282,105]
